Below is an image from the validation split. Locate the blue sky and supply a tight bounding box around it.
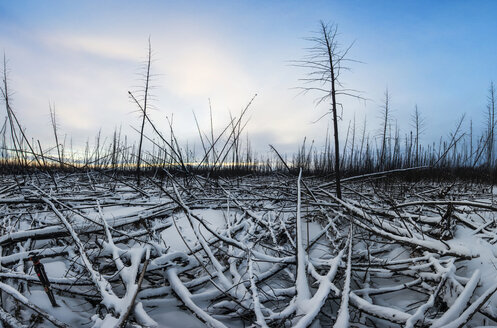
[1,1,496,156]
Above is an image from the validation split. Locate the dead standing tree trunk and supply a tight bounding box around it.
[379,88,390,170]
[326,25,342,199]
[49,103,62,169]
[487,81,496,170]
[134,38,152,186]
[1,55,43,169]
[295,21,361,199]
[411,105,425,167]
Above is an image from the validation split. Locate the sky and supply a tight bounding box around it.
[1,0,497,158]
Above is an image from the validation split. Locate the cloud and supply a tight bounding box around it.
[154,39,256,116]
[43,34,143,62]
[3,0,494,159]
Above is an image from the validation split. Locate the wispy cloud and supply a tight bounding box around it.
[1,1,496,156]
[43,34,143,62]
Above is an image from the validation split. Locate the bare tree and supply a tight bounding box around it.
[295,21,361,198]
[410,105,425,166]
[1,55,42,168]
[379,88,391,169]
[1,55,22,165]
[129,38,152,186]
[487,81,496,168]
[49,103,63,168]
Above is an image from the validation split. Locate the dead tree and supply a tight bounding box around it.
[411,105,425,166]
[1,55,43,168]
[49,103,63,168]
[379,88,391,169]
[487,81,496,169]
[1,55,22,165]
[133,38,152,186]
[295,21,361,199]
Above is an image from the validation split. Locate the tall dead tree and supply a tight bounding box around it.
[131,38,152,186]
[49,103,62,168]
[295,21,360,199]
[487,81,496,169]
[410,105,425,166]
[379,88,391,169]
[1,55,21,165]
[1,55,43,168]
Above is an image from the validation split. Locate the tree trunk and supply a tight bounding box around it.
[322,22,342,199]
[136,38,152,186]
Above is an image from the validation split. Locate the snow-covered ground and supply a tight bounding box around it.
[1,172,497,327]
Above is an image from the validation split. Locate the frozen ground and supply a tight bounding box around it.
[1,171,497,327]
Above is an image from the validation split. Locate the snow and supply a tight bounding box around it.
[43,260,68,278]
[334,232,352,328]
[3,174,497,327]
[152,306,205,328]
[160,209,229,252]
[295,169,312,313]
[431,269,480,327]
